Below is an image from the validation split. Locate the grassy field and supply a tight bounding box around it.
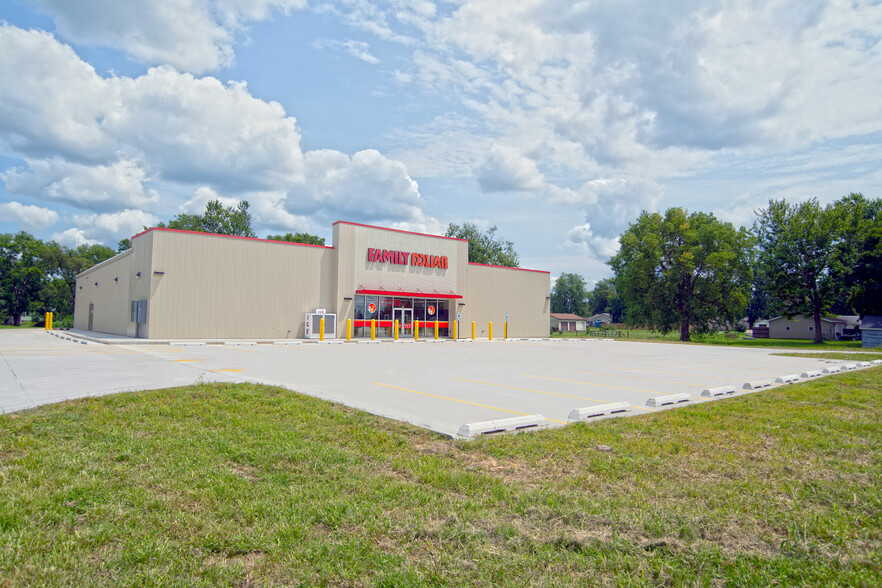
[0,370,880,586]
[552,328,870,350]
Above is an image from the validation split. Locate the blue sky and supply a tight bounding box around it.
[1,0,881,285]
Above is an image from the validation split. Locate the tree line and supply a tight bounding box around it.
[553,193,881,343]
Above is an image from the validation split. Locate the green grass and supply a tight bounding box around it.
[773,351,882,361]
[552,328,866,350]
[1,370,880,586]
[0,321,36,329]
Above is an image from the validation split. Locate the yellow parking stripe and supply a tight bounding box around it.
[574,370,701,386]
[524,374,659,394]
[210,369,244,372]
[374,382,567,424]
[173,359,202,362]
[459,378,655,411]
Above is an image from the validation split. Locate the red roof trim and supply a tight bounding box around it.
[130,227,333,249]
[355,289,463,299]
[333,221,467,242]
[468,262,550,274]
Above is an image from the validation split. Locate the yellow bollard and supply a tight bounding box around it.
[371,319,376,340]
[320,317,325,341]
[471,321,475,341]
[434,320,439,340]
[489,321,493,341]
[415,320,419,341]
[49,312,53,330]
[347,319,351,341]
[504,320,508,339]
[45,312,50,331]
[452,320,457,340]
[394,319,399,341]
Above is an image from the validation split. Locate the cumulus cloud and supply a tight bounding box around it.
[0,201,60,231]
[69,209,159,243]
[563,223,620,260]
[0,24,440,240]
[2,158,158,211]
[31,0,308,74]
[51,227,99,248]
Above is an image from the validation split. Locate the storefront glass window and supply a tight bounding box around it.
[354,295,365,337]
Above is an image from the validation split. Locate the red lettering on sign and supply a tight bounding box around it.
[367,248,449,269]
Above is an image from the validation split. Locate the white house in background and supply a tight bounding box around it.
[550,313,587,332]
[765,315,847,340]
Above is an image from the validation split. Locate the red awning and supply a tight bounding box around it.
[355,289,462,299]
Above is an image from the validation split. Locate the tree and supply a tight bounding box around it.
[444,223,519,267]
[551,273,590,316]
[829,193,882,317]
[266,232,326,246]
[588,278,626,322]
[0,232,48,326]
[744,268,787,329]
[117,238,131,252]
[609,208,752,342]
[755,198,838,344]
[157,200,255,238]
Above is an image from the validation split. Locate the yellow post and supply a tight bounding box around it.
[371,319,376,340]
[45,312,50,331]
[49,312,53,330]
[320,317,325,341]
[346,319,351,341]
[452,320,457,340]
[415,320,419,341]
[434,320,439,340]
[471,321,475,341]
[394,319,399,341]
[489,321,493,341]
[504,321,508,339]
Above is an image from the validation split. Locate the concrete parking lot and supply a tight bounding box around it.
[0,329,866,437]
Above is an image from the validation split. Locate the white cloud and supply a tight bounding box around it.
[0,201,60,231]
[284,148,438,228]
[31,0,308,74]
[179,186,243,214]
[70,209,159,243]
[476,144,545,192]
[0,24,440,241]
[2,158,158,211]
[51,227,99,248]
[563,222,620,260]
[313,39,381,64]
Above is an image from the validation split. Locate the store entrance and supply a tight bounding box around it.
[394,308,413,336]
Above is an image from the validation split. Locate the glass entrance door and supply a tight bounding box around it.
[394,308,413,336]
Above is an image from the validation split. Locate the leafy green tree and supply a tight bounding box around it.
[34,242,115,321]
[745,273,783,329]
[157,200,255,238]
[0,232,48,326]
[266,232,326,246]
[609,208,752,341]
[551,273,590,316]
[588,278,626,322]
[117,238,131,252]
[444,223,519,267]
[755,198,838,343]
[829,193,882,317]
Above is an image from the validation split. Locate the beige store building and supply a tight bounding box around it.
[74,221,551,340]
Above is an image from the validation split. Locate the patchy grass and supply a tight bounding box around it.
[1,370,880,586]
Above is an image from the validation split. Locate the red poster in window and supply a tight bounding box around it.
[367,303,376,313]
[427,305,436,316]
